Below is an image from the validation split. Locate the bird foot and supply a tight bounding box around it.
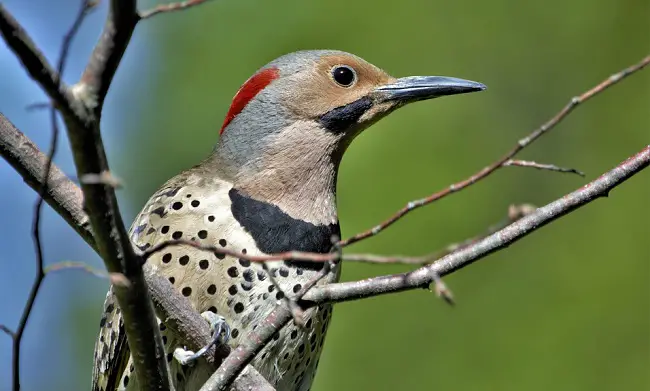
[173,347,198,366]
[173,311,230,366]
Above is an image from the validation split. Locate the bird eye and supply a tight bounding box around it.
[331,65,357,87]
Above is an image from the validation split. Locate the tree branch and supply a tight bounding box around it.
[304,146,650,304]
[0,5,67,112]
[77,1,138,114]
[139,0,215,20]
[0,2,170,389]
[0,113,94,249]
[146,270,274,391]
[337,55,650,248]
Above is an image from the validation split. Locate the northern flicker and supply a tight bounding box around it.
[91,50,485,391]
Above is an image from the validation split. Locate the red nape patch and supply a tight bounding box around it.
[220,67,280,134]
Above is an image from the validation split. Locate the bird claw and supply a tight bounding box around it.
[173,311,230,366]
[173,347,198,366]
[201,311,231,344]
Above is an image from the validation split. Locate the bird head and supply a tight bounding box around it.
[213,50,485,224]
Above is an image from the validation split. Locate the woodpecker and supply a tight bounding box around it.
[91,49,485,391]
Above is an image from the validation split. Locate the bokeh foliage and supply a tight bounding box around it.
[5,0,650,390]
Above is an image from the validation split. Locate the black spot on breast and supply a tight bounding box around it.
[229,189,340,258]
[227,266,239,277]
[151,206,166,218]
[318,96,373,133]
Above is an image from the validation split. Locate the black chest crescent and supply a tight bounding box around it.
[229,188,340,255]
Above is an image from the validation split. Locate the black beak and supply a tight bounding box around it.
[375,76,486,103]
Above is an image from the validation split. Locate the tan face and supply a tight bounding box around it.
[280,54,397,119]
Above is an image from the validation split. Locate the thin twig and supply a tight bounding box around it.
[139,0,216,19]
[11,3,90,390]
[142,238,431,265]
[199,306,293,391]
[0,325,15,338]
[142,239,336,263]
[304,146,650,305]
[504,159,585,176]
[424,203,537,261]
[338,55,650,248]
[145,269,275,390]
[77,0,139,114]
[0,6,66,111]
[260,263,299,323]
[44,261,110,279]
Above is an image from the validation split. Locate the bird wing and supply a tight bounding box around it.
[91,178,187,391]
[91,287,129,391]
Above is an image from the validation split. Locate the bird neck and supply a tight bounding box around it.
[213,120,345,226]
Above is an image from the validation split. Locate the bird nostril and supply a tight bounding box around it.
[331,65,357,87]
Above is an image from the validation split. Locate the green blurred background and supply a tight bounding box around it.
[1,0,648,390]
